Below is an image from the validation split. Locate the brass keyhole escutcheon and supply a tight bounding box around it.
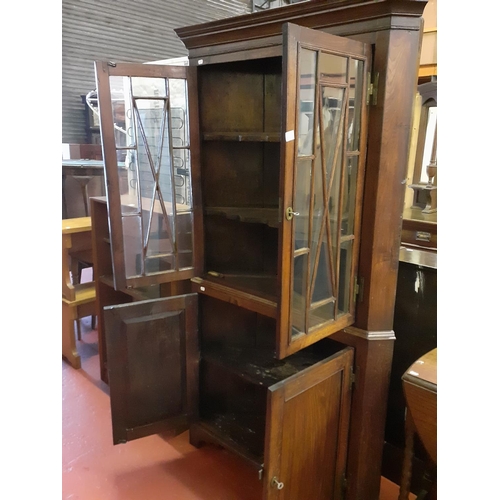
[285,207,299,221]
[271,477,284,490]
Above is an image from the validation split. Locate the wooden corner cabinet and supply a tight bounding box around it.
[91,2,427,499]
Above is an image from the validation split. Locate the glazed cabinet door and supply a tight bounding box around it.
[95,62,202,291]
[103,293,199,445]
[263,345,354,500]
[278,23,370,358]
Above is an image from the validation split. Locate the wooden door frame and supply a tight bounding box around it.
[277,22,371,360]
[94,62,203,291]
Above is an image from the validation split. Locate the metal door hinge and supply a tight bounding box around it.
[367,72,379,105]
[354,276,364,304]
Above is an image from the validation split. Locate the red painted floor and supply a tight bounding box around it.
[62,316,412,500]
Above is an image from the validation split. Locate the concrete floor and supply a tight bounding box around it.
[62,316,413,500]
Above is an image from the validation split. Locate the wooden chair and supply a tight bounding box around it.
[62,217,97,368]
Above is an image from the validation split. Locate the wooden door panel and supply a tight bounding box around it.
[104,293,199,444]
[264,346,353,500]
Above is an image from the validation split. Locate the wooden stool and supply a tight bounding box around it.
[398,348,437,500]
[62,217,96,368]
[62,283,96,369]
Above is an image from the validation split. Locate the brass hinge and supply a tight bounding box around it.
[366,72,379,105]
[354,276,364,304]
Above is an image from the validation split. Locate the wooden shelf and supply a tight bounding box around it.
[202,131,280,142]
[205,207,279,228]
[62,282,96,306]
[191,416,264,470]
[202,343,336,388]
[192,274,277,318]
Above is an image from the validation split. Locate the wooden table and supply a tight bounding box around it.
[62,217,96,369]
[398,348,437,499]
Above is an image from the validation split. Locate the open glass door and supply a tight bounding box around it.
[278,23,370,358]
[104,293,199,445]
[95,62,201,291]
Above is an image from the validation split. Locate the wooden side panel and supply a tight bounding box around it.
[264,347,353,500]
[104,293,199,444]
[355,26,423,332]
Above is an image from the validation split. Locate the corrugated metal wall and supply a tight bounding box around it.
[62,0,252,143]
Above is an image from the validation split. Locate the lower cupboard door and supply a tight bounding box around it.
[263,346,354,500]
[103,293,199,445]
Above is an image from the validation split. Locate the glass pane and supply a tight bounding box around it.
[328,155,342,243]
[297,49,317,156]
[309,301,335,329]
[322,87,345,180]
[133,107,155,210]
[174,149,192,209]
[319,52,347,83]
[292,253,308,336]
[322,85,345,288]
[122,215,143,278]
[144,198,174,263]
[145,255,174,274]
[109,76,135,150]
[135,98,168,182]
[337,240,353,316]
[170,79,189,148]
[311,243,333,303]
[103,71,195,283]
[117,147,139,213]
[294,159,312,251]
[341,156,359,237]
[177,212,194,269]
[347,59,364,151]
[308,99,323,285]
[131,77,167,97]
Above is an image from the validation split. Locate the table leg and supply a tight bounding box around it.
[62,302,81,369]
[73,176,92,217]
[398,409,416,500]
